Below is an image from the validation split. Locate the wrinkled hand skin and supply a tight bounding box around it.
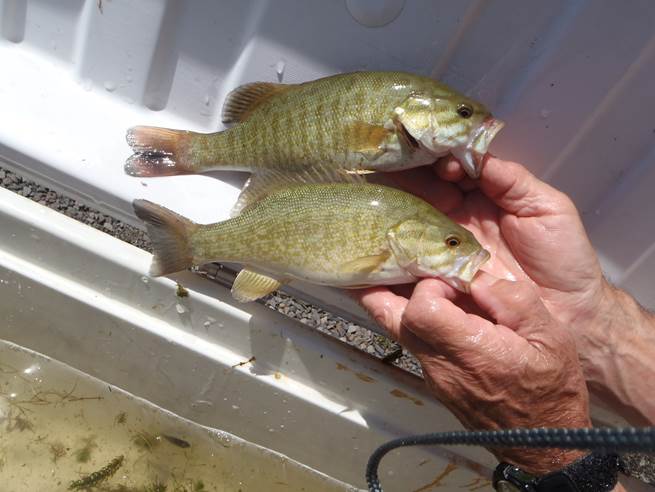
[351,155,655,475]
[363,155,655,425]
[356,271,591,475]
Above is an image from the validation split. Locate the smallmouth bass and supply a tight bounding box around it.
[125,71,503,181]
[133,181,490,302]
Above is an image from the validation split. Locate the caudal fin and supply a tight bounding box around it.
[125,126,198,177]
[133,199,199,276]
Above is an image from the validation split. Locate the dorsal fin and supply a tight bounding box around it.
[230,164,366,217]
[221,82,296,124]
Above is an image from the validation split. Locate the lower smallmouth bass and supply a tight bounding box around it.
[134,179,490,301]
[125,71,503,183]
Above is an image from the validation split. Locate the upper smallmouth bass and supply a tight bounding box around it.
[125,71,503,181]
[133,174,490,302]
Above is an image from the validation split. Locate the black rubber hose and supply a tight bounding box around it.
[366,426,655,492]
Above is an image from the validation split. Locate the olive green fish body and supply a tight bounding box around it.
[204,72,436,172]
[133,183,490,301]
[191,183,427,286]
[126,71,504,179]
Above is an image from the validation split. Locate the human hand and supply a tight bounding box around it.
[397,157,655,425]
[354,272,591,474]
[375,156,612,375]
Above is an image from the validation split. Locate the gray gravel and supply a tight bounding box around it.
[0,165,422,377]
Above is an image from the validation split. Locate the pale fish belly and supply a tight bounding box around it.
[247,256,417,288]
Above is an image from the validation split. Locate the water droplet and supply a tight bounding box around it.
[175,303,187,314]
[231,404,240,410]
[203,94,211,106]
[191,399,214,409]
[275,59,286,82]
[140,276,149,284]
[540,109,551,119]
[104,80,117,92]
[23,364,40,375]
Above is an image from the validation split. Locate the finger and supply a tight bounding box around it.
[479,156,575,217]
[434,156,466,182]
[401,279,492,354]
[348,287,432,353]
[388,166,464,213]
[470,271,565,348]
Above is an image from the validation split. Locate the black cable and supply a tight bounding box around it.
[366,426,655,492]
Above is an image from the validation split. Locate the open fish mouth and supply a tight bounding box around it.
[441,248,491,293]
[453,117,505,179]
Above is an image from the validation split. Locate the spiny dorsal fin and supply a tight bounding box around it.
[222,82,296,124]
[231,269,283,302]
[230,164,366,217]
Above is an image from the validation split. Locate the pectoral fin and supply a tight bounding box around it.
[344,122,392,159]
[339,252,390,274]
[231,269,284,303]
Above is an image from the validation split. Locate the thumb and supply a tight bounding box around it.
[479,157,574,218]
[471,272,557,345]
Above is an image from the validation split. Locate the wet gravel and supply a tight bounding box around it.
[0,165,422,377]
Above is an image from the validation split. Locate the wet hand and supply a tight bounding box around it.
[353,272,592,475]
[382,156,612,367]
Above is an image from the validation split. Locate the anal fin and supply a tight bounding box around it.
[231,269,283,303]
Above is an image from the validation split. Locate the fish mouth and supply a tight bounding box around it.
[453,117,505,179]
[441,248,491,294]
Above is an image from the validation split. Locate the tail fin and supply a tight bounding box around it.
[133,199,199,276]
[125,126,198,177]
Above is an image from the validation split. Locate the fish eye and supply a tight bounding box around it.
[445,235,461,248]
[457,104,473,119]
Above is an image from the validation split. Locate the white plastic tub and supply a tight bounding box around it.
[1,1,655,490]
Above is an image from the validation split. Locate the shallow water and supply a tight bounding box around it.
[0,339,359,492]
